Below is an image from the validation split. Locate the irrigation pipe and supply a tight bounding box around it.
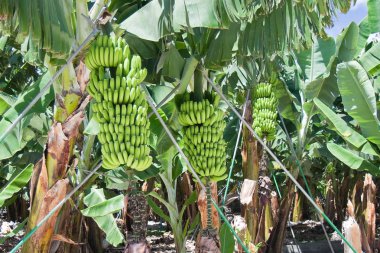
[141,83,251,253]
[9,162,103,253]
[0,7,107,144]
[278,112,335,253]
[203,73,358,253]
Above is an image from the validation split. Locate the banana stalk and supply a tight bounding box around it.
[124,179,151,253]
[196,181,221,253]
[241,99,260,242]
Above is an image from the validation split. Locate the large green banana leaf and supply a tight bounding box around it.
[0,91,16,115]
[357,17,370,55]
[220,222,235,253]
[335,22,358,62]
[359,42,380,76]
[296,37,335,84]
[81,194,124,217]
[120,0,222,42]
[337,60,380,145]
[313,98,367,149]
[0,164,33,207]
[302,21,361,108]
[82,188,124,246]
[0,72,54,160]
[273,78,300,123]
[327,143,380,177]
[368,0,380,33]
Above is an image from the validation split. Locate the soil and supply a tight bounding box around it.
[1,218,379,252]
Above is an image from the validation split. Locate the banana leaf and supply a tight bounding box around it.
[0,164,33,207]
[327,143,380,177]
[337,61,380,146]
[82,188,124,246]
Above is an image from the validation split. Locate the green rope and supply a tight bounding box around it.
[278,113,356,253]
[222,91,250,206]
[211,199,251,253]
[272,173,282,199]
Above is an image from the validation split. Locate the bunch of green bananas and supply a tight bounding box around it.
[252,83,278,140]
[177,91,227,183]
[85,35,152,171]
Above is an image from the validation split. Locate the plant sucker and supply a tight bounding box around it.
[85,35,152,171]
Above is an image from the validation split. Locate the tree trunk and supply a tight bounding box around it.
[241,98,260,243]
[87,217,104,253]
[344,201,362,253]
[362,174,376,251]
[22,63,89,253]
[241,94,275,251]
[349,174,377,253]
[195,181,221,253]
[336,173,351,228]
[124,183,151,253]
[255,145,274,250]
[266,179,296,253]
[179,172,197,224]
[325,169,337,222]
[292,188,303,222]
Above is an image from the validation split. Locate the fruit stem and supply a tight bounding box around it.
[178,56,199,94]
[194,66,204,102]
[206,178,213,229]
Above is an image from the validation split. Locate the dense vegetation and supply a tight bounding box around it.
[0,0,379,253]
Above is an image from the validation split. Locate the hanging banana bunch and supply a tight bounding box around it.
[252,83,278,140]
[177,91,227,183]
[85,35,152,171]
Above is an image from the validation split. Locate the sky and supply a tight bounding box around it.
[325,0,368,37]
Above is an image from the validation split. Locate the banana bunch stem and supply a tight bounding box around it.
[193,68,204,102]
[206,179,213,229]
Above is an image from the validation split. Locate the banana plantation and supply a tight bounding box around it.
[1,0,380,252]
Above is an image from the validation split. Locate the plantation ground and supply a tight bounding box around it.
[2,215,379,252]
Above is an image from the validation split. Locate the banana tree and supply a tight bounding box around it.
[0,37,49,223]
[262,20,361,251]
[109,0,356,251]
[267,7,380,251]
[312,23,380,252]
[0,0,104,251]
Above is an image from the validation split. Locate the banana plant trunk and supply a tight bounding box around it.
[350,174,377,253]
[241,96,274,250]
[325,167,337,223]
[266,179,296,253]
[22,63,89,253]
[124,182,151,253]
[241,98,260,243]
[196,182,221,253]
